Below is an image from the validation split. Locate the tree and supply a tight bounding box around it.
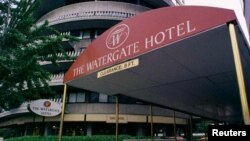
[0,0,76,109]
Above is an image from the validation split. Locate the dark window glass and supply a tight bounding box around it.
[108,95,116,103]
[70,31,80,37]
[66,0,94,5]
[89,92,99,103]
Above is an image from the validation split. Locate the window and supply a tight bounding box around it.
[82,30,90,39]
[68,92,86,103]
[94,29,106,39]
[119,95,137,104]
[108,95,116,103]
[70,31,80,37]
[69,93,77,103]
[89,92,99,103]
[77,92,85,102]
[99,93,108,102]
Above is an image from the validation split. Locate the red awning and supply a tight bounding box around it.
[64,6,250,122]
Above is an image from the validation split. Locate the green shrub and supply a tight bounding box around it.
[5,135,140,141]
[0,128,17,139]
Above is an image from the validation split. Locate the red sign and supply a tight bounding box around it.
[64,6,236,83]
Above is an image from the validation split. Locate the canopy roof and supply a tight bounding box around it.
[64,6,250,122]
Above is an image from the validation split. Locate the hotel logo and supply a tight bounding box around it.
[43,101,51,107]
[106,24,129,49]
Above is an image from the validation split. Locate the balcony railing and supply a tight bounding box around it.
[39,50,81,65]
[37,1,150,26]
[173,0,185,6]
[51,50,81,58]
[0,99,61,119]
[49,73,64,86]
[0,102,29,118]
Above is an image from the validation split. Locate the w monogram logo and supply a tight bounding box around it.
[106,24,130,49]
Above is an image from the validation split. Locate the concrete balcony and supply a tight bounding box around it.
[0,99,61,119]
[0,102,30,119]
[36,1,150,26]
[39,50,81,66]
[49,73,64,86]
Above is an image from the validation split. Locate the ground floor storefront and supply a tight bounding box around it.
[6,121,188,137]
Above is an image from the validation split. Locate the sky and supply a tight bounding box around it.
[184,0,250,47]
[245,0,250,34]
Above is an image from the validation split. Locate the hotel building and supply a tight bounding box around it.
[0,0,249,140]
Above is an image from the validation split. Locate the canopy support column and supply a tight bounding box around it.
[116,96,119,141]
[174,111,177,141]
[189,116,193,141]
[150,104,154,141]
[228,23,250,124]
[58,84,67,141]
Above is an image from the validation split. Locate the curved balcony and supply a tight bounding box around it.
[0,99,61,119]
[0,102,30,119]
[39,50,81,65]
[38,50,81,73]
[49,73,64,86]
[36,1,150,26]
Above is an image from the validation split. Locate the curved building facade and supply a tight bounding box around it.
[0,0,193,138]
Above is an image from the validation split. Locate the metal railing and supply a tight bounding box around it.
[39,51,81,65]
[0,98,62,118]
[175,0,184,6]
[49,73,64,86]
[37,1,149,26]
